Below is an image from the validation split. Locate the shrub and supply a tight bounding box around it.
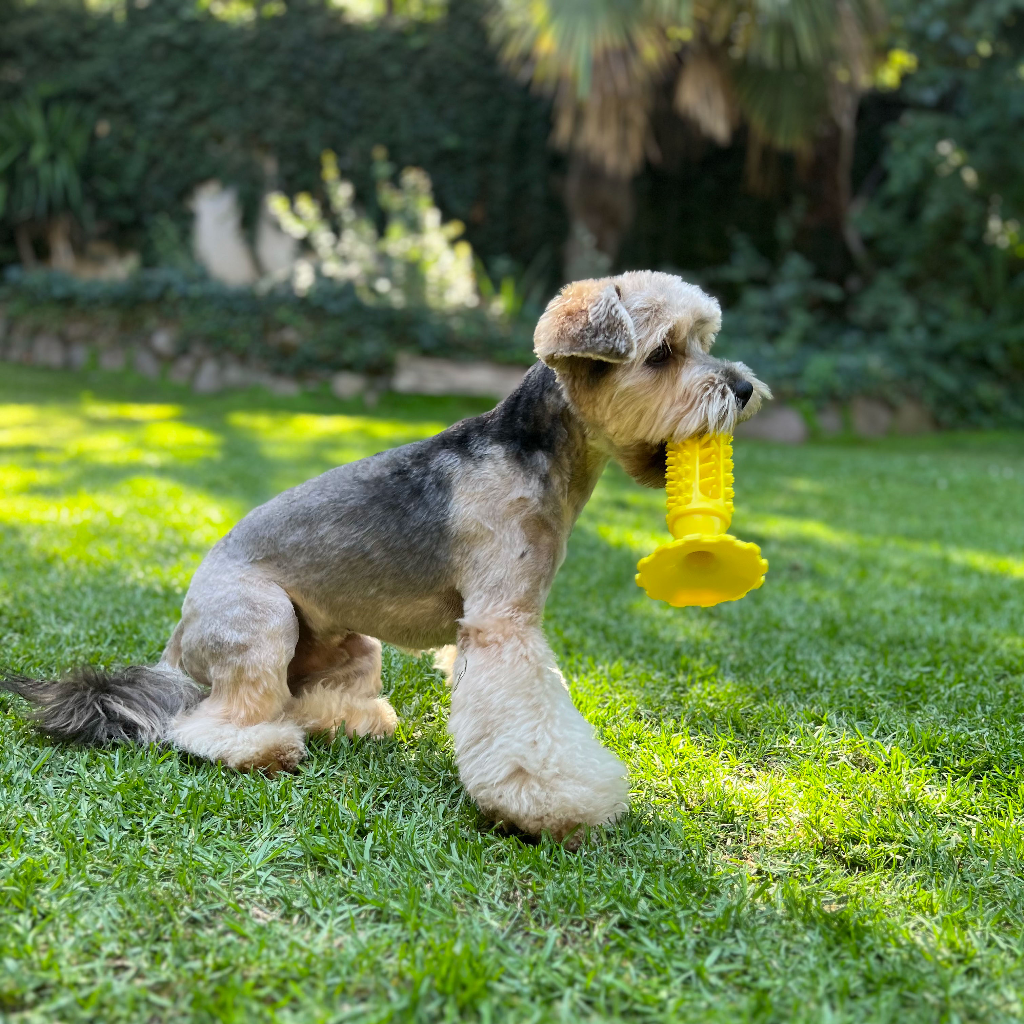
[269,148,480,312]
[0,265,536,376]
[706,0,1024,426]
[0,0,564,281]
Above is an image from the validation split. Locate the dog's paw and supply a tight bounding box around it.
[291,688,398,740]
[473,749,630,844]
[170,711,307,774]
[342,696,398,739]
[432,645,458,685]
[230,722,307,774]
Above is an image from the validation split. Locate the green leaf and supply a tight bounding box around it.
[0,94,89,225]
[731,61,828,150]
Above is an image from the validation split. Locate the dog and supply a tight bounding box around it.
[2,271,768,841]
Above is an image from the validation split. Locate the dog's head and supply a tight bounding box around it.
[534,270,770,486]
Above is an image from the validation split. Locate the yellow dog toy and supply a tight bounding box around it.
[635,434,767,608]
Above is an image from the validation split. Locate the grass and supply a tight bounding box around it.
[1,363,1024,1023]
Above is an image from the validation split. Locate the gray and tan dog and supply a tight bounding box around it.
[3,271,768,840]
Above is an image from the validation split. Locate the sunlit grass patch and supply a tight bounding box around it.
[227,409,449,444]
[0,400,220,468]
[1,364,1024,1022]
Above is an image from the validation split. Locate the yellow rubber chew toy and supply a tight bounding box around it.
[635,434,767,608]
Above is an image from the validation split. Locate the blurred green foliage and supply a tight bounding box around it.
[711,0,1024,426]
[1,0,1023,424]
[0,0,563,279]
[0,94,92,225]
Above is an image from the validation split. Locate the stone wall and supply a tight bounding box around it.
[0,307,937,438]
[0,308,529,403]
[734,397,936,443]
[0,311,311,395]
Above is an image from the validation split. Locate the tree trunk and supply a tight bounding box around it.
[47,215,77,272]
[14,222,37,268]
[831,81,869,270]
[562,151,635,282]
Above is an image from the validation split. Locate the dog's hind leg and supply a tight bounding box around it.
[167,569,306,773]
[288,632,397,740]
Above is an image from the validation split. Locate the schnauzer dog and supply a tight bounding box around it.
[3,271,768,840]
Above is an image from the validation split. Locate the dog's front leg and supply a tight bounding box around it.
[448,605,629,841]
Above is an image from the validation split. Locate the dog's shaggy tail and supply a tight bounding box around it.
[1,664,202,745]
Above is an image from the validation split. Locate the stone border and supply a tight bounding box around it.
[734,397,936,443]
[0,309,936,434]
[0,311,529,402]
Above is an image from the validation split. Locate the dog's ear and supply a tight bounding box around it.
[534,280,637,366]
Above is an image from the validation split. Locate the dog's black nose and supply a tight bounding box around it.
[730,379,754,408]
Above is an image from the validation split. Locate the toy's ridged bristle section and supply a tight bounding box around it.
[666,435,735,514]
[722,436,735,512]
[697,436,720,501]
[696,436,734,509]
[665,442,693,512]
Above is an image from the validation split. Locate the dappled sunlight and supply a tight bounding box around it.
[940,548,1024,581]
[586,483,1024,585]
[81,401,183,421]
[593,520,666,556]
[0,389,470,609]
[227,410,446,453]
[733,442,1024,561]
[0,395,455,526]
[0,400,235,589]
[585,671,1024,883]
[0,401,220,469]
[779,476,828,495]
[747,513,1024,581]
[223,409,450,493]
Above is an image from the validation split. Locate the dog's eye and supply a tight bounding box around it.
[645,343,673,367]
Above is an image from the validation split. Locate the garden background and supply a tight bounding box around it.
[3,2,1024,1021]
[1,0,1023,424]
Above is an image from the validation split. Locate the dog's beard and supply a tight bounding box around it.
[602,365,767,449]
[672,377,739,438]
[603,364,768,487]
[668,364,768,440]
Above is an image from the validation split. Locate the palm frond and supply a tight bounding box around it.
[490,0,677,96]
[722,0,882,72]
[490,0,887,178]
[552,59,654,176]
[731,60,828,151]
[741,0,841,70]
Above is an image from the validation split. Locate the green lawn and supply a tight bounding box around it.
[2,364,1024,1023]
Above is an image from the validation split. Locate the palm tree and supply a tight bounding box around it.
[490,0,886,277]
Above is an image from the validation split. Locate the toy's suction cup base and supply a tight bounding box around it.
[635,533,768,608]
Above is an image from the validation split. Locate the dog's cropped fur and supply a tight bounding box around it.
[2,271,768,839]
